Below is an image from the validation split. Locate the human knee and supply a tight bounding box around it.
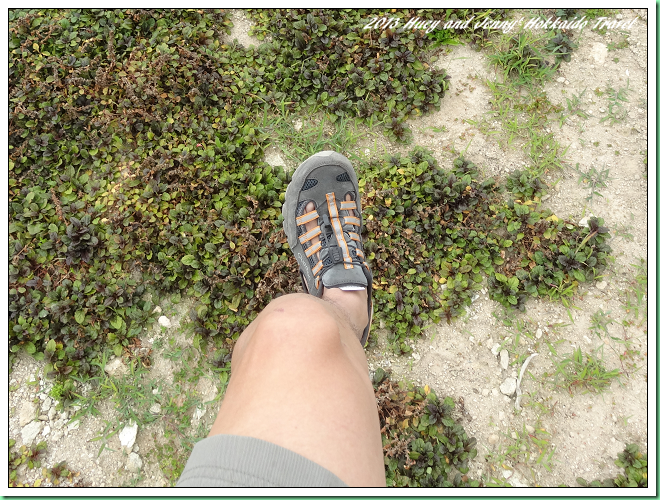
[250,294,343,353]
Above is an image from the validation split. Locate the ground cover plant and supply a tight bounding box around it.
[373,368,479,487]
[9,8,636,488]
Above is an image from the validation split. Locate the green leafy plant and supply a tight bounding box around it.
[374,369,480,487]
[9,440,48,486]
[506,171,548,201]
[555,9,577,19]
[546,32,577,63]
[577,443,647,487]
[427,29,462,48]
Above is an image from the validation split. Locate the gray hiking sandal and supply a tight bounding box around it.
[282,151,373,347]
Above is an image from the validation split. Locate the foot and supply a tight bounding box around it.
[282,151,373,346]
[301,195,369,339]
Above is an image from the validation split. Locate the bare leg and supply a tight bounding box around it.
[208,289,385,486]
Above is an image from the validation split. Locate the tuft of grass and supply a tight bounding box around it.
[600,79,631,125]
[573,163,611,203]
[484,424,556,487]
[621,257,647,327]
[469,79,566,174]
[558,89,589,127]
[260,106,379,168]
[487,31,556,86]
[551,346,620,395]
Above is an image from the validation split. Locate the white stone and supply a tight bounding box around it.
[42,397,52,411]
[616,13,623,19]
[152,306,162,314]
[491,343,501,355]
[509,473,528,487]
[104,357,128,377]
[21,421,43,445]
[591,43,608,65]
[133,444,140,453]
[51,430,64,442]
[412,352,421,361]
[158,316,171,328]
[48,407,56,421]
[482,389,490,397]
[500,377,517,396]
[536,328,543,339]
[119,422,139,449]
[149,403,161,415]
[194,406,207,421]
[264,150,286,168]
[526,424,535,434]
[53,419,65,430]
[18,401,37,427]
[42,425,51,437]
[126,453,143,473]
[502,469,513,479]
[68,420,80,432]
[488,434,499,444]
[491,388,499,397]
[578,216,590,227]
[596,281,607,290]
[499,349,510,370]
[557,77,565,83]
[293,119,303,131]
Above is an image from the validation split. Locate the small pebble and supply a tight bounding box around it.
[557,76,565,83]
[526,424,535,434]
[488,434,499,444]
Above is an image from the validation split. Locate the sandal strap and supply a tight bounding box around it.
[326,192,353,270]
[343,215,360,227]
[296,210,319,226]
[298,226,321,244]
[304,241,322,257]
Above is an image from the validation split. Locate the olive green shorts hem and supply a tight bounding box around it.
[176,434,348,487]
